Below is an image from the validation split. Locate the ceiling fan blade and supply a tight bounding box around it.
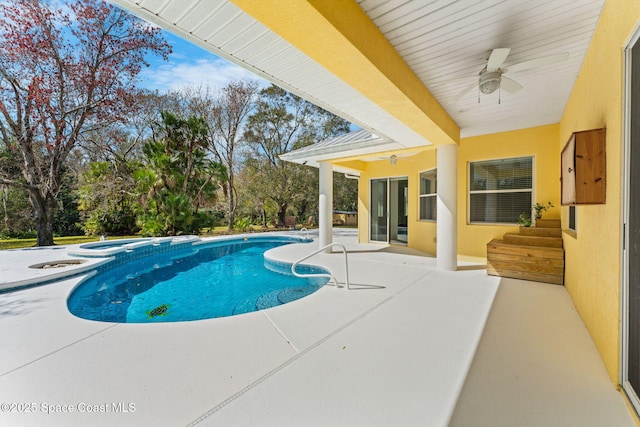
[487,48,511,72]
[501,76,523,94]
[453,81,477,102]
[505,52,569,73]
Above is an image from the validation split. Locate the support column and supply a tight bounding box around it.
[318,162,333,251]
[437,144,458,271]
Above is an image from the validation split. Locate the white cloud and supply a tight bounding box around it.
[138,57,269,93]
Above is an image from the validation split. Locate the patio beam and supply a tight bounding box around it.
[230,0,460,147]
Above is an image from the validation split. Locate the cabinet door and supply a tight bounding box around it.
[561,134,576,205]
[575,128,606,204]
[561,128,606,205]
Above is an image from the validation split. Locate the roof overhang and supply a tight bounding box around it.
[109,0,603,161]
[280,129,435,176]
[280,131,396,171]
[109,0,460,155]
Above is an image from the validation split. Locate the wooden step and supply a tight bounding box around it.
[486,266,564,285]
[487,239,564,285]
[487,252,565,273]
[502,233,563,248]
[535,219,561,228]
[487,239,564,259]
[519,226,562,238]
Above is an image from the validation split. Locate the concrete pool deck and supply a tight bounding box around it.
[0,229,634,426]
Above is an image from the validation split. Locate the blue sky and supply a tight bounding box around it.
[136,28,358,131]
[138,31,270,93]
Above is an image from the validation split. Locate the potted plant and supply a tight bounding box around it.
[517,211,532,227]
[533,201,554,219]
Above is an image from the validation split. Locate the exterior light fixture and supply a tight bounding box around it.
[389,155,398,166]
[478,71,501,94]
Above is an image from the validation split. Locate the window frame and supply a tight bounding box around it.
[568,205,577,233]
[419,168,437,222]
[467,156,535,225]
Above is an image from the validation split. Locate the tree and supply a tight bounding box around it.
[75,90,176,236]
[0,0,171,245]
[207,81,258,230]
[0,141,33,236]
[77,161,139,236]
[0,185,34,238]
[53,168,82,236]
[177,81,258,230]
[242,85,350,225]
[333,172,358,212]
[79,90,174,165]
[135,112,226,236]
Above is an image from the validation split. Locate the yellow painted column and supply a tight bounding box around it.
[230,0,460,147]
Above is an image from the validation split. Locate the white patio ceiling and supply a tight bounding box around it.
[110,0,605,151]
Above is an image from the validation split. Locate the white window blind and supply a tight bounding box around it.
[469,157,533,224]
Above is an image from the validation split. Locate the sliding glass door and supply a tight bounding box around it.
[370,179,388,242]
[370,177,408,244]
[623,26,640,413]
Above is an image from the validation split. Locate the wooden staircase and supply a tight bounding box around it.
[486,219,564,285]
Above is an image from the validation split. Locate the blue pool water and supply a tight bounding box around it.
[67,238,328,323]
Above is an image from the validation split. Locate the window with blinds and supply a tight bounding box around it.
[419,169,437,221]
[468,156,533,224]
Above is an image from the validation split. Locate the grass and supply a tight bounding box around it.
[0,235,141,250]
[0,224,319,250]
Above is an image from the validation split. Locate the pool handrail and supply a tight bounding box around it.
[291,242,350,290]
[300,227,309,239]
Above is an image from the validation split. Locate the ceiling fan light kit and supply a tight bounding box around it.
[453,48,569,104]
[479,71,501,94]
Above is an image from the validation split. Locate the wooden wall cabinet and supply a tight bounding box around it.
[561,128,606,205]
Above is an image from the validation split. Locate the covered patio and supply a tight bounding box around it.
[109,0,606,270]
[42,0,640,425]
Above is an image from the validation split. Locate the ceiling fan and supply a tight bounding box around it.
[454,48,569,102]
[370,151,419,165]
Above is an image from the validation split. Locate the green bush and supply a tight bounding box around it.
[233,217,252,232]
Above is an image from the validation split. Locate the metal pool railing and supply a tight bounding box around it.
[299,227,310,239]
[291,242,350,290]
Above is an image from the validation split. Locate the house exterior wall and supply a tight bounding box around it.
[559,0,640,384]
[357,150,438,255]
[457,125,561,261]
[355,124,559,260]
[351,0,640,399]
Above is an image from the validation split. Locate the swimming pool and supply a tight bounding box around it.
[67,236,329,323]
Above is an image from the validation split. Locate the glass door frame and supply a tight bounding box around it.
[621,23,640,414]
[369,176,409,245]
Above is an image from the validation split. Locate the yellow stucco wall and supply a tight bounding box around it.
[355,124,560,260]
[262,0,640,396]
[458,125,561,261]
[559,0,640,384]
[357,150,438,254]
[356,0,640,397]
